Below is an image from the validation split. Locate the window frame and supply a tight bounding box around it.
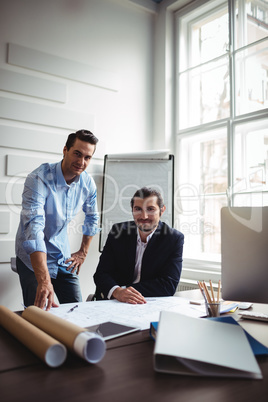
[174,0,268,280]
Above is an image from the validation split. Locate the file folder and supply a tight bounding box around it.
[154,311,262,379]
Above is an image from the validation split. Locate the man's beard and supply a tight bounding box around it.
[136,222,157,232]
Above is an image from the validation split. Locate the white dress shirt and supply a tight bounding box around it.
[133,229,155,283]
[107,228,156,299]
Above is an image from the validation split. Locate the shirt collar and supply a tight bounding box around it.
[137,227,156,245]
[56,161,80,187]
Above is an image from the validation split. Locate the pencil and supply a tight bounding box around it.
[209,280,215,303]
[197,281,209,315]
[202,281,212,304]
[217,280,221,303]
[197,280,203,293]
[197,281,204,300]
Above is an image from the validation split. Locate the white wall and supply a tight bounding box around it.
[0,0,156,310]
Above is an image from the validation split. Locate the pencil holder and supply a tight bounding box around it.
[206,302,221,317]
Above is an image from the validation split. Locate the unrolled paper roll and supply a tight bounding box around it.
[0,305,67,368]
[22,305,106,364]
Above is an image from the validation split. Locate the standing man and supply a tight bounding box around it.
[16,129,100,310]
[93,187,184,304]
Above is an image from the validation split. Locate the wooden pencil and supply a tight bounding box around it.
[209,279,215,303]
[202,281,212,304]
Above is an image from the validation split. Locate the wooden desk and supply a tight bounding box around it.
[1,296,268,402]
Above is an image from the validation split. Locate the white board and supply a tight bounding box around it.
[99,151,174,251]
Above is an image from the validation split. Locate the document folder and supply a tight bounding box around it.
[153,311,262,379]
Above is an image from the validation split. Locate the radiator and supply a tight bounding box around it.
[177,281,199,292]
[177,280,219,292]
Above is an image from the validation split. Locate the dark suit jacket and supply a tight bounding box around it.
[93,220,184,300]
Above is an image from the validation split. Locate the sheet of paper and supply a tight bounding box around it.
[50,297,203,330]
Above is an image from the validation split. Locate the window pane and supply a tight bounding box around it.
[233,191,268,206]
[233,118,268,193]
[176,128,227,258]
[177,195,227,259]
[235,39,268,115]
[178,129,228,195]
[179,1,228,71]
[235,0,268,49]
[179,56,230,129]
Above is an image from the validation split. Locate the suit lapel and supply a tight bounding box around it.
[125,221,137,282]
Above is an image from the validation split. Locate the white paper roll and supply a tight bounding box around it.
[45,343,67,368]
[73,331,106,363]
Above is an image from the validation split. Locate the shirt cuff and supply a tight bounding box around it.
[108,285,127,299]
[108,285,119,300]
[23,239,47,255]
[82,225,101,236]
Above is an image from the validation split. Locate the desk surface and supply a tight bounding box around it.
[1,291,268,402]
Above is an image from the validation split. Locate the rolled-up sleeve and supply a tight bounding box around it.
[23,238,47,254]
[21,174,47,255]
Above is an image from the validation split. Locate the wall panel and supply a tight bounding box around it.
[0,69,66,103]
[7,154,58,177]
[0,211,11,233]
[0,125,65,154]
[0,240,15,262]
[8,43,120,92]
[0,97,94,130]
[0,181,24,205]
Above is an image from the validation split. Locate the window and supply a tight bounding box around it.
[233,117,268,202]
[175,0,268,272]
[176,128,227,262]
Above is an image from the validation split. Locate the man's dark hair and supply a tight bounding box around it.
[130,187,164,209]
[65,129,99,151]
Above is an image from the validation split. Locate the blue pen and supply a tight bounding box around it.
[67,304,78,313]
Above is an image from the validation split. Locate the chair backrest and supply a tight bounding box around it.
[11,257,17,273]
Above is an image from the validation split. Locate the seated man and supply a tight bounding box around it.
[93,187,184,304]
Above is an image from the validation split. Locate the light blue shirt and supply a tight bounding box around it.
[15,161,100,278]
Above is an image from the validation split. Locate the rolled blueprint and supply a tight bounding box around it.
[0,305,67,368]
[22,305,106,364]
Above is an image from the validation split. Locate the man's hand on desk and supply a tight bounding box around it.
[34,281,59,311]
[30,251,59,311]
[112,287,146,304]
